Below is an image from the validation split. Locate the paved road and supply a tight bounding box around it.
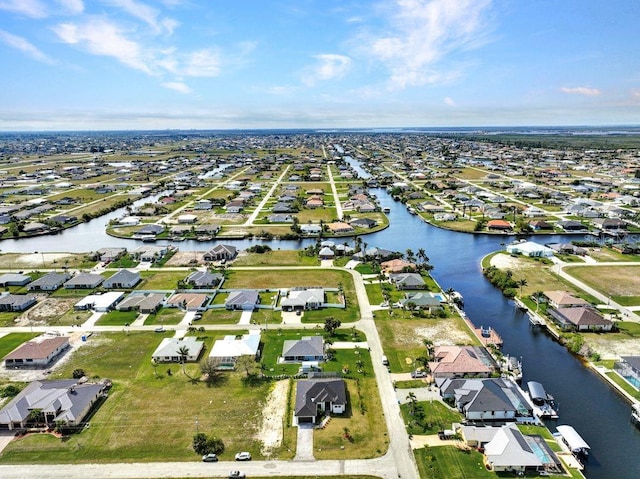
[326,164,343,220]
[242,165,291,226]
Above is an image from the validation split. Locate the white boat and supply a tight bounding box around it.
[383,207,391,213]
[632,404,640,427]
[555,425,590,460]
[527,381,558,419]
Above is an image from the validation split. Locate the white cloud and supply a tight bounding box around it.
[366,0,494,89]
[0,29,54,64]
[53,17,153,74]
[182,49,221,77]
[0,0,47,18]
[560,86,601,96]
[444,96,456,106]
[106,0,178,35]
[57,0,84,15]
[302,54,352,86]
[162,81,191,93]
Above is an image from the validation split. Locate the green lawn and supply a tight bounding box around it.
[414,445,494,479]
[233,250,320,266]
[138,271,185,290]
[401,400,463,435]
[144,308,185,325]
[0,331,277,464]
[95,310,139,326]
[0,312,21,327]
[0,333,40,358]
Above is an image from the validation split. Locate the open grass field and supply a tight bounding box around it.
[144,308,185,325]
[96,310,139,326]
[586,248,640,263]
[138,271,186,290]
[0,331,276,464]
[233,251,320,267]
[564,265,640,305]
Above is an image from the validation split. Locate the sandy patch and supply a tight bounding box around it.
[164,251,205,267]
[490,253,534,271]
[256,380,288,456]
[584,336,640,360]
[18,253,73,266]
[21,298,78,325]
[414,324,473,346]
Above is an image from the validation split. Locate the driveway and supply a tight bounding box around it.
[238,310,253,325]
[294,423,315,461]
[0,431,15,454]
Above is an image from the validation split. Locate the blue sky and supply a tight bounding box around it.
[0,0,638,130]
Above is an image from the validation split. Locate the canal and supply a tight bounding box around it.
[1,172,639,478]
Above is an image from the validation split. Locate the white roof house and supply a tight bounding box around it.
[74,292,124,312]
[506,241,554,257]
[209,331,261,369]
[152,337,204,363]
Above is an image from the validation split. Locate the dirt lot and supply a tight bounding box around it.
[256,379,288,455]
[164,251,206,267]
[490,253,534,270]
[21,298,77,325]
[584,335,640,360]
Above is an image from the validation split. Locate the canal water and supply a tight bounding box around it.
[2,171,639,478]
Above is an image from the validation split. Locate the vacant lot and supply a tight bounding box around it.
[564,265,640,305]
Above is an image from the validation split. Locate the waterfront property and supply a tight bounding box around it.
[547,306,613,332]
[614,356,640,390]
[428,345,498,379]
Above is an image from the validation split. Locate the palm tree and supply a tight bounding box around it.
[405,248,415,263]
[422,338,434,360]
[177,345,190,375]
[517,278,528,296]
[151,358,158,378]
[406,392,418,415]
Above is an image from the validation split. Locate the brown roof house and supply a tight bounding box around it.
[4,335,70,369]
[429,345,498,379]
[547,307,613,332]
[543,291,590,309]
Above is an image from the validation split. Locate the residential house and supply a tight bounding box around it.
[326,222,355,234]
[224,290,259,311]
[27,272,70,292]
[152,337,204,363]
[547,307,613,332]
[131,245,167,262]
[0,273,32,287]
[97,247,127,263]
[281,289,325,311]
[135,224,165,237]
[555,220,586,232]
[300,224,322,235]
[318,246,335,260]
[543,291,590,309]
[294,378,347,425]
[74,292,124,312]
[429,345,498,379]
[268,214,294,223]
[116,293,164,314]
[203,244,238,262]
[282,336,325,362]
[487,220,512,231]
[0,379,108,430]
[437,377,533,421]
[592,218,627,231]
[349,218,377,229]
[4,335,69,368]
[389,273,425,290]
[187,271,223,289]
[0,294,37,312]
[64,273,104,289]
[399,292,442,312]
[209,330,261,369]
[506,241,554,257]
[166,293,209,311]
[614,356,640,390]
[103,269,141,289]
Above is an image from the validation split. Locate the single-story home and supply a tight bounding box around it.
[506,241,554,257]
[547,307,613,332]
[543,291,590,309]
[389,273,425,290]
[74,292,124,312]
[281,289,325,311]
[64,273,105,289]
[116,293,165,314]
[399,292,442,312]
[4,335,69,368]
[282,336,325,362]
[0,273,32,287]
[28,272,70,291]
[429,345,498,379]
[487,220,512,231]
[103,269,141,289]
[0,293,37,312]
[209,331,261,369]
[203,244,237,262]
[349,218,378,229]
[0,379,108,430]
[187,271,223,289]
[294,378,346,425]
[152,337,204,363]
[166,293,209,311]
[225,290,259,311]
[131,245,168,262]
[97,247,127,263]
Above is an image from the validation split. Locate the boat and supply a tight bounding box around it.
[408,207,417,214]
[513,297,528,311]
[554,425,590,460]
[501,355,523,382]
[449,291,464,307]
[527,381,558,419]
[383,207,391,213]
[631,403,640,427]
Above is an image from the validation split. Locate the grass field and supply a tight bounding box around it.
[0,331,275,464]
[233,251,320,266]
[414,445,494,479]
[138,271,185,290]
[564,265,640,306]
[401,400,463,435]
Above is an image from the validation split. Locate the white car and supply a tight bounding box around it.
[234,451,251,461]
[229,471,246,479]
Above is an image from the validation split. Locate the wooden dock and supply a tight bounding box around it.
[463,317,503,348]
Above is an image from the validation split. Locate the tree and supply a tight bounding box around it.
[178,345,190,376]
[236,355,256,377]
[422,338,434,360]
[72,368,85,379]
[406,392,417,415]
[517,278,528,296]
[193,432,208,455]
[324,317,342,336]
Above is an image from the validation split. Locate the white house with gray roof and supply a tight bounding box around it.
[103,269,141,289]
[0,273,31,287]
[64,273,104,289]
[282,336,325,362]
[294,378,346,424]
[28,272,70,291]
[0,293,37,312]
[280,288,325,311]
[152,337,204,363]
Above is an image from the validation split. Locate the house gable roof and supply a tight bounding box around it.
[282,336,324,358]
[295,379,346,417]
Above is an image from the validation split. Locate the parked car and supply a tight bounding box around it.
[193,313,203,320]
[235,451,251,461]
[229,471,246,479]
[154,327,164,333]
[411,370,427,378]
[202,453,218,462]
